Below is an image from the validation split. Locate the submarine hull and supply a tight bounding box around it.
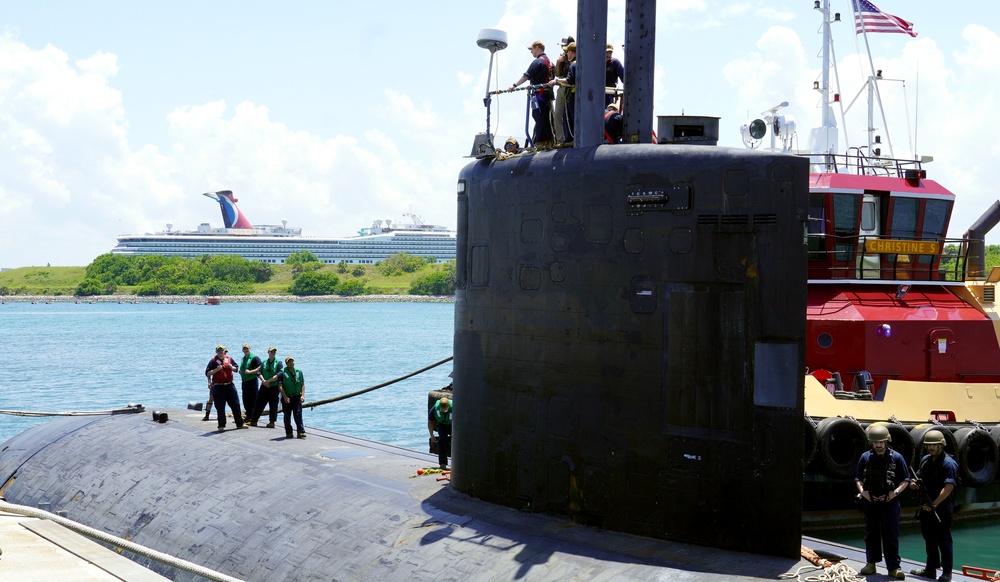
[453,144,809,557]
[1,410,820,581]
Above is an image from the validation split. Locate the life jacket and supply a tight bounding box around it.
[540,55,554,82]
[261,358,282,382]
[536,55,554,96]
[604,109,622,144]
[239,353,258,381]
[432,401,452,425]
[211,355,234,384]
[281,368,304,396]
[861,449,899,496]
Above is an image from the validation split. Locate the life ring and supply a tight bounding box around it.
[803,417,818,468]
[910,424,957,466]
[953,427,999,487]
[815,417,868,479]
[868,421,913,467]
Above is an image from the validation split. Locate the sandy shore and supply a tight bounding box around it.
[0,294,454,304]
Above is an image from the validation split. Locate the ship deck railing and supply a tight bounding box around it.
[804,149,926,179]
[806,234,976,282]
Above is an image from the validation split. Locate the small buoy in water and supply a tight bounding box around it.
[417,469,424,475]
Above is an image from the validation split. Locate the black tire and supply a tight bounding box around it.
[816,417,868,479]
[804,418,818,468]
[991,425,1000,483]
[953,427,999,487]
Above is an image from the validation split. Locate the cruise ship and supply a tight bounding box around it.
[111,190,456,264]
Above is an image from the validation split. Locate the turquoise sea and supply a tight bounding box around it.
[1,300,997,570]
[0,301,453,451]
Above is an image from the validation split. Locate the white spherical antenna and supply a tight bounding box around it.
[166,223,173,231]
[477,28,508,53]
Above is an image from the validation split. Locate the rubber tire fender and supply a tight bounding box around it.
[991,424,1000,482]
[909,424,957,466]
[803,417,818,469]
[953,427,999,488]
[815,416,868,480]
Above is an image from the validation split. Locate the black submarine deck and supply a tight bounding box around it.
[0,409,944,581]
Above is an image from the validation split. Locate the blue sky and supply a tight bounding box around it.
[2,0,998,267]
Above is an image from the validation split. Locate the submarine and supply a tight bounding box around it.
[0,1,812,579]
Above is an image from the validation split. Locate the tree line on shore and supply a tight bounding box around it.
[64,251,456,297]
[3,245,997,298]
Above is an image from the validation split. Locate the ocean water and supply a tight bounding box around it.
[2,300,997,569]
[0,301,454,450]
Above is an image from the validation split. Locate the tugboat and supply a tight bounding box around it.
[739,0,1000,528]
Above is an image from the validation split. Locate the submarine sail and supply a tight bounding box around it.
[452,141,809,557]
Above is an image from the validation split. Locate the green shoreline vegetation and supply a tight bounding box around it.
[2,245,997,298]
[0,251,456,298]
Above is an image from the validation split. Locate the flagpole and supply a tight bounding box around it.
[854,0,895,160]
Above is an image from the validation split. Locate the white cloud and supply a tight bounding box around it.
[3,1,1000,269]
[0,33,465,267]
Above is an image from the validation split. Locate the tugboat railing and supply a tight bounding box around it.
[806,234,974,282]
[802,149,925,178]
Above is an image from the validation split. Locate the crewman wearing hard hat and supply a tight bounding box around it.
[908,430,959,582]
[855,424,910,580]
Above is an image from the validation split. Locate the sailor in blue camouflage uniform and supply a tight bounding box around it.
[855,424,909,580]
[909,429,959,582]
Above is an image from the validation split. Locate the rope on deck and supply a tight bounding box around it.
[779,562,866,582]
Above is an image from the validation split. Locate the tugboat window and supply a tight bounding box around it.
[832,194,859,262]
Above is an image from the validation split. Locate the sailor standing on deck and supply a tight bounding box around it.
[428,397,452,470]
[238,344,262,424]
[909,430,959,582]
[206,345,248,432]
[250,346,282,428]
[278,356,306,439]
[855,424,909,580]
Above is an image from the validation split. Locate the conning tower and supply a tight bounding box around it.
[453,0,810,557]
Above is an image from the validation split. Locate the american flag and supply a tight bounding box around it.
[852,0,917,37]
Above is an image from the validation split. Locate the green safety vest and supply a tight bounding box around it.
[281,368,304,397]
[239,353,258,381]
[261,358,281,382]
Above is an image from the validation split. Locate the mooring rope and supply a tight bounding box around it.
[779,562,865,582]
[303,356,453,410]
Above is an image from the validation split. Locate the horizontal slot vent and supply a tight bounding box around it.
[720,215,749,226]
